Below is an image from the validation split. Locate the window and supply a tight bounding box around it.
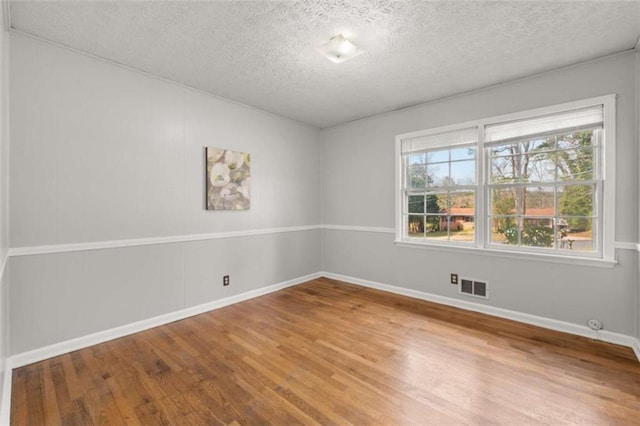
[402,128,478,244]
[396,95,615,263]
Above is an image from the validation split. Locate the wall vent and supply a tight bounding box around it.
[460,278,488,299]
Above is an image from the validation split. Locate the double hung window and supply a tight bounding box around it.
[402,128,478,243]
[396,96,615,263]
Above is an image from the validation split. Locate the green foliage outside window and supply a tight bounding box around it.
[501,224,554,247]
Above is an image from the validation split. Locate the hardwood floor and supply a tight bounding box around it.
[11,277,640,425]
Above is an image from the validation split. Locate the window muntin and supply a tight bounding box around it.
[396,96,613,262]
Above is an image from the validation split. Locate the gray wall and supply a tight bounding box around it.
[0,14,9,404]
[322,52,639,336]
[5,33,640,356]
[637,50,640,340]
[8,34,322,354]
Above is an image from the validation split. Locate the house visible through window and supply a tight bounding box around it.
[396,95,615,262]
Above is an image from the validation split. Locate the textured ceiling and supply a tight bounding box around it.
[9,0,640,128]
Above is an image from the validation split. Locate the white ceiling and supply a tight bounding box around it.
[8,0,640,128]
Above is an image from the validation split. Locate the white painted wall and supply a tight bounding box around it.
[322,52,639,336]
[8,33,322,354]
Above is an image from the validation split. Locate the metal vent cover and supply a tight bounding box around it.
[460,278,489,299]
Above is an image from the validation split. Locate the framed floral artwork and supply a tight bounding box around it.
[206,147,250,210]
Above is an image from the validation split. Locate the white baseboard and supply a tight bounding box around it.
[0,367,11,426]
[321,271,640,363]
[9,272,322,369]
[632,338,640,362]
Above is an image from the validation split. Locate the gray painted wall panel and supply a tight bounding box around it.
[0,26,8,265]
[321,53,639,336]
[0,17,10,403]
[9,34,321,248]
[636,51,640,340]
[322,230,637,335]
[10,230,320,354]
[10,244,184,353]
[8,33,322,354]
[183,231,320,307]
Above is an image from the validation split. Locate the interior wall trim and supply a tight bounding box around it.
[321,224,395,234]
[615,241,640,251]
[8,225,637,257]
[8,225,322,257]
[321,271,640,363]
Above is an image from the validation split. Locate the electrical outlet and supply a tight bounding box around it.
[450,273,458,285]
[223,275,230,286]
[587,319,602,330]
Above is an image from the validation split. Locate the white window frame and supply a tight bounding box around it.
[395,95,616,267]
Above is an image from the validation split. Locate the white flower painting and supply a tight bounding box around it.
[206,147,250,210]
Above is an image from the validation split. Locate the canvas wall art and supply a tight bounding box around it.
[206,147,250,210]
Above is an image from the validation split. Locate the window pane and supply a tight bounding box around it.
[408,195,424,214]
[557,147,594,181]
[558,185,594,217]
[490,153,518,183]
[407,153,427,165]
[556,130,594,151]
[407,215,424,237]
[558,217,594,251]
[449,191,475,210]
[425,215,444,238]
[451,146,476,161]
[408,165,427,188]
[490,142,557,184]
[491,188,520,215]
[426,193,442,213]
[522,217,554,248]
[490,143,518,157]
[448,191,475,242]
[527,152,556,182]
[523,186,554,216]
[427,149,449,163]
[490,216,518,245]
[427,163,448,187]
[451,224,474,242]
[450,160,475,185]
[527,138,555,154]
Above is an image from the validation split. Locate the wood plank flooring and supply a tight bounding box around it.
[11,277,640,425]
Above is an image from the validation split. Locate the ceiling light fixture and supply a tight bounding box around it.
[316,34,364,64]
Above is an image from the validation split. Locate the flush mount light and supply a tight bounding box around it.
[316,34,364,64]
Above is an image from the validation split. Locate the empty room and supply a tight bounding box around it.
[0,0,639,424]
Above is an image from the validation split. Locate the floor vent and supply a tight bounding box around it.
[460,278,488,299]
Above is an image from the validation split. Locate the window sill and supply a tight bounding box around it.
[393,240,617,268]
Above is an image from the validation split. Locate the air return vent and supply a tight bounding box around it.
[460,278,488,299]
